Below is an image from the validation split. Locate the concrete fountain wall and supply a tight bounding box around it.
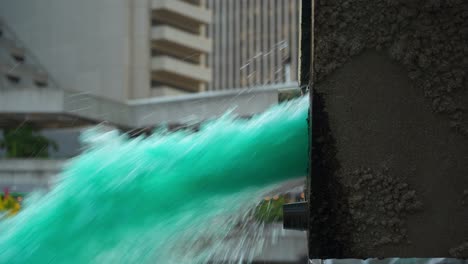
[307,0,468,258]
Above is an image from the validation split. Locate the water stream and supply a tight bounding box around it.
[0,97,309,263]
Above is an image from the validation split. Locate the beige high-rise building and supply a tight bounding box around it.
[150,0,212,96]
[0,0,212,102]
[207,0,301,91]
[0,0,287,129]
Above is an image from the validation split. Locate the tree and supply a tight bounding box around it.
[0,125,58,158]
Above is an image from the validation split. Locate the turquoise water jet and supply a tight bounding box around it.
[0,97,309,264]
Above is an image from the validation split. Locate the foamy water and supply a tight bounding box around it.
[0,97,309,264]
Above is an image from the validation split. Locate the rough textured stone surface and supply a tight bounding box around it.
[313,0,468,136]
[343,167,422,253]
[309,165,423,257]
[462,190,468,206]
[308,0,468,258]
[450,242,468,259]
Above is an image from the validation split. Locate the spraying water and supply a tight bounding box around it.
[0,97,309,264]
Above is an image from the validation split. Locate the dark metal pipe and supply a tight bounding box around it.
[283,201,308,231]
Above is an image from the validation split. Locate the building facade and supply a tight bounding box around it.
[0,0,295,130]
[207,0,301,91]
[150,0,212,96]
[0,0,212,101]
[0,0,300,192]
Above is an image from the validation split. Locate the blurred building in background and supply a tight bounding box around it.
[0,0,291,128]
[150,0,212,96]
[207,0,300,91]
[0,0,212,101]
[0,0,299,192]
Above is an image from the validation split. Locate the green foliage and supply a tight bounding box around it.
[254,196,286,223]
[2,196,17,210]
[0,125,58,158]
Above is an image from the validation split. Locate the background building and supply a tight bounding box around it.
[0,0,287,129]
[207,0,300,91]
[151,0,212,96]
[0,0,299,192]
[0,0,212,100]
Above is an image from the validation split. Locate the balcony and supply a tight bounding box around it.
[151,56,211,92]
[152,26,211,60]
[0,62,49,88]
[152,0,212,33]
[0,38,25,62]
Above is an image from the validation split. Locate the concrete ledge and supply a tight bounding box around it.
[152,26,211,53]
[0,88,64,113]
[152,0,212,24]
[0,159,63,171]
[151,56,212,83]
[131,85,284,127]
[1,83,299,128]
[0,159,64,192]
[62,90,132,128]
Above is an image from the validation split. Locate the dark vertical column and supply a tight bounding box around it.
[299,0,314,258]
[299,0,311,94]
[303,0,350,258]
